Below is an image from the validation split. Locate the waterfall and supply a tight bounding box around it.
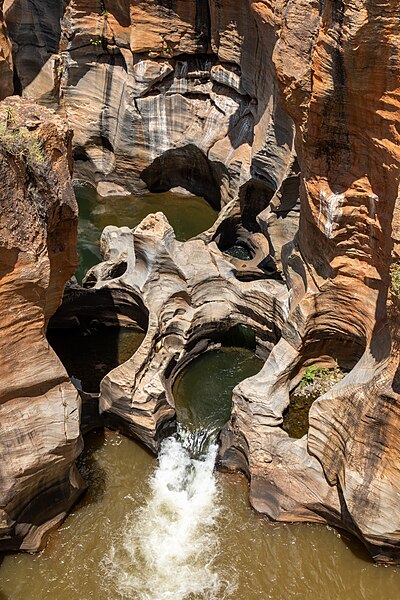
[102,428,235,600]
[147,94,168,160]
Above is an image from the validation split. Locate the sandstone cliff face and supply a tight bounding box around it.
[4,1,297,235]
[0,0,13,100]
[2,0,400,564]
[0,97,84,551]
[219,0,400,562]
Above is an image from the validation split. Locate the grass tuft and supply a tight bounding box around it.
[0,116,45,170]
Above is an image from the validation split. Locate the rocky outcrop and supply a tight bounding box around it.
[219,0,400,564]
[75,212,288,452]
[2,0,400,564]
[0,0,13,100]
[3,0,63,104]
[0,97,84,551]
[3,1,298,237]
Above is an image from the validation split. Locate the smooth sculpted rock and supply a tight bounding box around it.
[219,0,400,564]
[4,0,400,565]
[4,0,297,219]
[82,213,288,452]
[0,97,84,551]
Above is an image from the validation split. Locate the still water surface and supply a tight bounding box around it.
[75,186,218,282]
[1,349,400,599]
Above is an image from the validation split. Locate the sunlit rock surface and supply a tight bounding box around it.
[0,0,13,100]
[4,0,297,215]
[220,0,400,564]
[1,0,400,564]
[0,97,84,551]
[77,213,288,452]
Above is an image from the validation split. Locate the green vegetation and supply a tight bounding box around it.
[297,361,344,391]
[0,115,44,169]
[390,262,400,298]
[299,365,323,386]
[284,362,345,438]
[99,0,109,20]
[90,37,102,46]
[161,41,173,57]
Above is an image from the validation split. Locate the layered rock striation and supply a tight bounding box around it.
[219,0,400,563]
[4,1,298,235]
[69,213,288,452]
[1,0,400,564]
[0,97,84,551]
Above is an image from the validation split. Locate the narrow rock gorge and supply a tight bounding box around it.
[0,0,399,579]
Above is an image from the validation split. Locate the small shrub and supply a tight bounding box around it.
[301,365,320,385]
[0,120,45,169]
[297,361,343,391]
[5,106,16,126]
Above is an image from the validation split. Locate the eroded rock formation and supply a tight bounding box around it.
[0,97,84,551]
[219,0,400,564]
[1,0,399,565]
[76,213,288,451]
[3,1,297,224]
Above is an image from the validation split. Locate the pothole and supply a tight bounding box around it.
[283,363,346,439]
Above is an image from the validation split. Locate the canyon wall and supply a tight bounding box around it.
[219,0,400,563]
[0,0,399,563]
[4,0,298,243]
[0,97,84,551]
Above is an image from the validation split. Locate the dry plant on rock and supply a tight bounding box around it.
[0,109,44,170]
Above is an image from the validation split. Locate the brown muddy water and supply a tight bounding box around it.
[1,349,400,600]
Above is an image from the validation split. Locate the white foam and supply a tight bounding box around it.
[103,434,235,600]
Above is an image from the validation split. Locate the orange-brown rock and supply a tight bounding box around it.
[4,0,296,219]
[0,97,84,551]
[0,0,13,100]
[220,0,400,564]
[3,0,400,563]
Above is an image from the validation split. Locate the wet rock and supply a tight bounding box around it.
[96,181,130,198]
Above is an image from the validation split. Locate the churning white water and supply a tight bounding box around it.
[103,430,236,600]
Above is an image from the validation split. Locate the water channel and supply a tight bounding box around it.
[1,190,400,599]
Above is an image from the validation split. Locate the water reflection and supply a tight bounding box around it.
[75,185,218,283]
[174,348,262,434]
[2,322,400,598]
